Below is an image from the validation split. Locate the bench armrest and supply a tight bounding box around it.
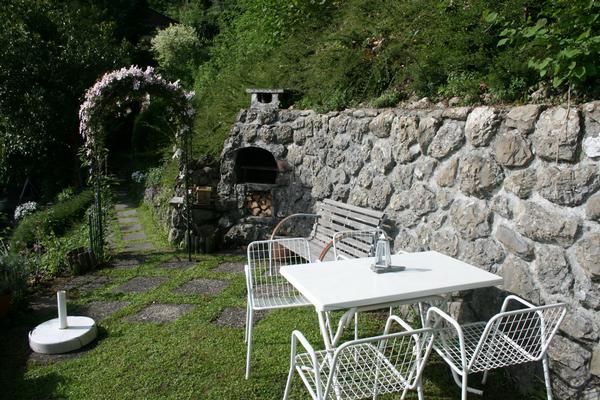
[270,213,320,240]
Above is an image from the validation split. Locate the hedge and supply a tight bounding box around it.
[11,190,94,250]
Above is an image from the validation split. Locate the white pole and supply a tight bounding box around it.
[57,290,68,329]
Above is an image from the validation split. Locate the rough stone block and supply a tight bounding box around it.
[504,169,536,199]
[465,106,500,147]
[535,245,573,295]
[505,104,542,133]
[436,158,458,187]
[368,110,394,138]
[457,153,504,198]
[500,256,540,304]
[493,130,533,167]
[532,107,581,161]
[495,225,533,260]
[428,120,465,159]
[460,238,504,270]
[450,200,491,240]
[537,163,600,207]
[586,194,600,221]
[547,335,591,388]
[575,233,600,281]
[516,202,580,248]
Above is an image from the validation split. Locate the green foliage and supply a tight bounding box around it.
[151,24,203,86]
[35,223,88,279]
[11,190,94,250]
[0,0,128,191]
[56,187,76,202]
[489,1,600,92]
[0,252,28,304]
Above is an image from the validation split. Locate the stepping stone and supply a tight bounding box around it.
[75,300,130,321]
[111,254,146,269]
[123,242,154,252]
[120,223,143,233]
[125,303,195,323]
[114,204,130,211]
[213,307,267,328]
[64,275,112,294]
[113,276,168,294]
[174,278,229,296]
[117,209,137,217]
[123,232,146,241]
[118,217,139,224]
[213,262,244,274]
[160,260,196,270]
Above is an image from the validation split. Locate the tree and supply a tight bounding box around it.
[0,0,129,195]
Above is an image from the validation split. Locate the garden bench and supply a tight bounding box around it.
[270,199,386,261]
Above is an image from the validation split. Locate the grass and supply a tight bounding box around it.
[0,198,540,399]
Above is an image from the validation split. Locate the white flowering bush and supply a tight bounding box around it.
[78,65,195,179]
[131,171,147,183]
[14,201,38,221]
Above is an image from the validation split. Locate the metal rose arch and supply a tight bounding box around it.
[79,65,195,261]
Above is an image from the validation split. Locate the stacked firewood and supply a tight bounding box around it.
[245,191,273,217]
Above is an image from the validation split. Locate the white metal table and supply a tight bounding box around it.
[280,250,504,351]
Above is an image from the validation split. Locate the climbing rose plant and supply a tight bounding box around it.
[79,65,195,176]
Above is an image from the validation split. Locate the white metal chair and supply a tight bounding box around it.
[425,295,567,400]
[283,315,435,400]
[245,238,313,379]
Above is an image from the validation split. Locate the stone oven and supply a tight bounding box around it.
[235,147,277,218]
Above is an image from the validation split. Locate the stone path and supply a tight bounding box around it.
[125,304,195,323]
[113,197,155,254]
[174,278,229,296]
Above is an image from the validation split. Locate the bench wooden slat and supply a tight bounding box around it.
[316,215,376,235]
[319,203,382,227]
[323,199,385,219]
[314,228,374,253]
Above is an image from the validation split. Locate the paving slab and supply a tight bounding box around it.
[118,217,139,224]
[123,242,155,252]
[117,209,137,217]
[213,307,267,328]
[125,303,195,323]
[123,232,147,241]
[74,300,130,321]
[160,260,197,269]
[213,262,244,274]
[120,223,143,233]
[113,276,168,294]
[114,204,132,211]
[64,275,112,294]
[174,278,229,296]
[111,254,146,269]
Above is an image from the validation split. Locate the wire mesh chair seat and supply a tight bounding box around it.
[426,295,567,400]
[245,238,313,379]
[283,315,436,400]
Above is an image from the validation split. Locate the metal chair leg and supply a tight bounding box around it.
[482,370,489,385]
[283,361,295,400]
[462,373,468,400]
[244,303,250,343]
[245,310,254,379]
[543,354,554,400]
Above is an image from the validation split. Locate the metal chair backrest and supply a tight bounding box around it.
[469,301,566,371]
[323,322,435,399]
[246,238,312,304]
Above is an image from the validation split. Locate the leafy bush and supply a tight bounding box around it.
[151,24,202,86]
[11,190,94,250]
[56,187,75,202]
[0,253,28,304]
[488,1,600,94]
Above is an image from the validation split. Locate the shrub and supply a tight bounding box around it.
[0,252,28,304]
[11,190,94,250]
[151,24,202,86]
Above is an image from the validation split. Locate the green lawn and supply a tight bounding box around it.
[0,201,540,399]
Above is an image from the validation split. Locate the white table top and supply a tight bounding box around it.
[280,251,503,311]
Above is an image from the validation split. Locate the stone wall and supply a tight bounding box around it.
[219,102,600,399]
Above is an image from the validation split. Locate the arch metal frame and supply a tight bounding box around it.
[79,66,195,261]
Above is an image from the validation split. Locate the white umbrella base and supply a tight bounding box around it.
[29,316,97,354]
